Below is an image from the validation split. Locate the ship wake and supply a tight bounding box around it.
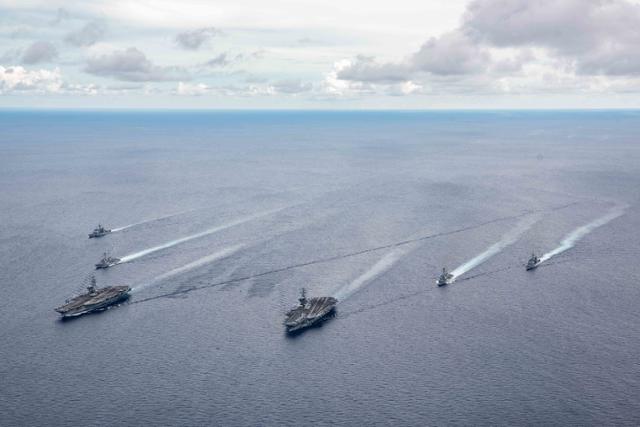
[119,208,279,264]
[332,247,411,301]
[132,204,574,305]
[450,215,539,281]
[111,210,194,232]
[132,245,244,293]
[539,206,626,264]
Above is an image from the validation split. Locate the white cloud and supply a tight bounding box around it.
[332,30,493,86]
[397,80,422,95]
[176,81,209,95]
[411,31,490,76]
[464,0,640,76]
[175,79,314,97]
[332,0,640,97]
[0,65,103,95]
[0,65,62,93]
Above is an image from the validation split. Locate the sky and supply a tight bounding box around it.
[1,0,640,109]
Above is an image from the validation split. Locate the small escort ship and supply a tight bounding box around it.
[89,224,111,238]
[55,276,130,319]
[436,267,453,287]
[95,252,121,269]
[526,252,542,270]
[284,288,337,333]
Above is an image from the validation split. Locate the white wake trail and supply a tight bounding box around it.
[119,209,279,264]
[111,210,194,232]
[132,245,244,293]
[450,215,539,280]
[540,206,626,263]
[332,247,410,301]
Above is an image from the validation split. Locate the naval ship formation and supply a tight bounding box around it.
[55,276,130,319]
[62,220,555,330]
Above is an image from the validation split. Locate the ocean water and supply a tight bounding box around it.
[1,110,640,426]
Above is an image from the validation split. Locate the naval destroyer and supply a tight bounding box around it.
[95,252,121,269]
[89,224,111,238]
[526,252,541,270]
[55,276,130,319]
[436,267,453,286]
[284,289,337,333]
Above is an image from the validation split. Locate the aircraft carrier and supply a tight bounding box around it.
[55,277,130,319]
[284,289,337,333]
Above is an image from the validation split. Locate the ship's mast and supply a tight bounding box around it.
[299,288,307,307]
[87,276,97,294]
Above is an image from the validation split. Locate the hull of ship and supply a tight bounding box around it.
[526,262,540,271]
[58,293,129,319]
[285,306,336,333]
[95,261,119,269]
[89,233,108,239]
[437,278,453,287]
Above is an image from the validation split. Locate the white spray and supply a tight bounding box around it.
[119,208,279,264]
[332,247,410,301]
[132,244,244,293]
[450,215,539,280]
[539,206,626,263]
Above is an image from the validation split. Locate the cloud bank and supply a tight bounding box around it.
[0,65,61,93]
[21,41,58,64]
[1,0,640,106]
[85,47,189,81]
[334,0,640,95]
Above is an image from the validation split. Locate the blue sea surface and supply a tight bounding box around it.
[1,110,640,426]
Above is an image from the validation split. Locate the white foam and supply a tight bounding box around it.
[332,247,409,301]
[540,206,626,263]
[119,208,279,264]
[111,210,194,232]
[132,245,244,293]
[450,215,539,280]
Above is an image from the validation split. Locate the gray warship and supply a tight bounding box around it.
[284,289,337,333]
[436,267,453,287]
[526,252,541,270]
[89,224,111,238]
[55,276,130,319]
[95,252,121,269]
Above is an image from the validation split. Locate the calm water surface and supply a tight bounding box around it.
[1,111,640,425]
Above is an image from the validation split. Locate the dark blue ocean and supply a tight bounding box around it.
[1,110,640,426]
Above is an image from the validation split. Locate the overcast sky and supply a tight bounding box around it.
[1,0,640,109]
